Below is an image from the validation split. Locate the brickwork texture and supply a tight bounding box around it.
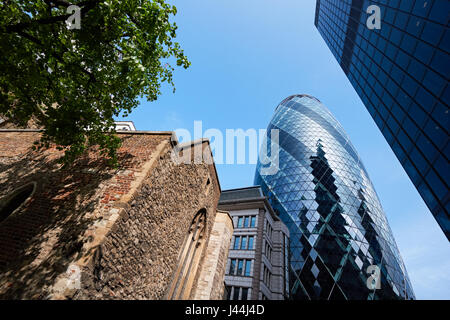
[0,131,232,300]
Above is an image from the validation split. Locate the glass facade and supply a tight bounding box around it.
[255,94,415,299]
[314,0,449,240]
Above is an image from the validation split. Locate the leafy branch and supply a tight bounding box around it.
[0,0,190,166]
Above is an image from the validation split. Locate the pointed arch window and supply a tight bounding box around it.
[0,182,36,223]
[167,209,207,300]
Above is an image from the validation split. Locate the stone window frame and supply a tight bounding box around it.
[0,181,37,224]
[166,208,208,300]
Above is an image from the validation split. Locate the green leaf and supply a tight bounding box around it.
[0,0,190,166]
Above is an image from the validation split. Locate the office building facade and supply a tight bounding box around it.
[314,0,449,239]
[219,187,290,300]
[255,94,415,299]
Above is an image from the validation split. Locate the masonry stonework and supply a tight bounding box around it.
[0,130,232,300]
[192,210,234,300]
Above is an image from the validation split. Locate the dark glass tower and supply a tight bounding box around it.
[255,94,415,300]
[314,0,449,240]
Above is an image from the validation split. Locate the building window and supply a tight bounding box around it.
[225,285,232,300]
[237,259,244,275]
[263,266,266,285]
[167,209,207,300]
[229,259,237,275]
[263,265,272,287]
[229,259,252,277]
[233,236,240,249]
[244,216,250,228]
[233,287,240,300]
[266,220,273,238]
[229,287,250,300]
[237,217,243,228]
[265,241,272,261]
[0,182,36,223]
[241,288,249,300]
[236,216,257,228]
[241,236,247,249]
[245,260,252,276]
[233,236,255,250]
[248,236,254,250]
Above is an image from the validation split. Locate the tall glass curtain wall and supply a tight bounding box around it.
[255,94,415,300]
[314,0,449,240]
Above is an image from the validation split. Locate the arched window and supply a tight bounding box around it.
[0,182,36,223]
[167,209,207,300]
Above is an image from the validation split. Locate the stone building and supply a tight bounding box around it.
[0,128,233,300]
[218,187,290,300]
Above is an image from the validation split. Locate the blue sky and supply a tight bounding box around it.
[117,0,449,299]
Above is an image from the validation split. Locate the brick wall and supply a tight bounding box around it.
[0,131,226,300]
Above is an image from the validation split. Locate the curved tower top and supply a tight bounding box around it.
[255,94,414,300]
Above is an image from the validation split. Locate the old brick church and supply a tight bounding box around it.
[0,125,233,299]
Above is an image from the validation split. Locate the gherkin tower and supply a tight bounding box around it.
[255,94,414,300]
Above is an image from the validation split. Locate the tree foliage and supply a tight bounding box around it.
[0,0,190,165]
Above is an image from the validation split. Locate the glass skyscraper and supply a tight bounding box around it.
[255,94,415,299]
[314,0,449,240]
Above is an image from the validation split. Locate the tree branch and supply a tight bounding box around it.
[17,30,96,83]
[4,0,100,33]
[49,0,73,7]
